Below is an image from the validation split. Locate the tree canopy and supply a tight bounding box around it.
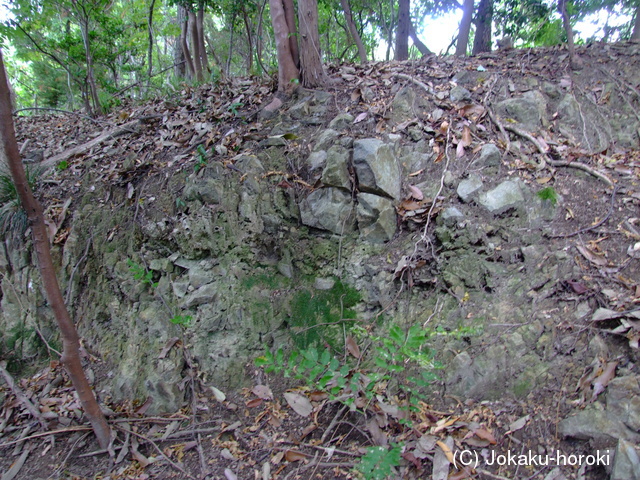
[0,0,637,112]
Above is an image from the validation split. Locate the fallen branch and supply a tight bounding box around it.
[40,119,141,168]
[393,73,435,96]
[0,361,48,429]
[115,425,195,479]
[0,426,91,448]
[493,117,614,187]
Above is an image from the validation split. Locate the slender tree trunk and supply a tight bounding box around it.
[269,0,300,94]
[79,18,102,115]
[283,0,300,68]
[340,0,367,63]
[179,6,195,78]
[395,0,410,60]
[409,22,431,56]
[558,0,580,68]
[188,10,204,81]
[196,3,209,72]
[298,0,328,87]
[386,0,394,60]
[456,0,474,56]
[147,0,156,88]
[226,12,236,75]
[632,4,640,41]
[242,6,254,74]
[0,50,111,449]
[256,0,269,75]
[472,0,492,54]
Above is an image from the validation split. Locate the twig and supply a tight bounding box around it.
[547,185,618,238]
[0,426,91,448]
[486,107,511,164]
[0,362,48,429]
[51,432,90,476]
[115,425,195,479]
[393,73,435,96]
[496,119,614,187]
[320,404,349,443]
[65,230,95,304]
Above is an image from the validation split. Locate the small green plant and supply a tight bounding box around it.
[356,445,402,480]
[56,160,69,171]
[228,102,243,116]
[537,186,558,205]
[194,145,209,173]
[169,314,192,327]
[127,259,157,288]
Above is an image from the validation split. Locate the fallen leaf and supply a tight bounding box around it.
[246,398,263,408]
[408,185,424,200]
[283,392,313,417]
[591,361,618,401]
[576,245,608,266]
[285,450,308,462]
[346,335,361,359]
[506,415,530,434]
[252,385,273,400]
[461,125,472,147]
[158,337,180,359]
[210,386,226,402]
[435,440,454,463]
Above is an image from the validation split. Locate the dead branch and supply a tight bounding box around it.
[490,114,614,187]
[115,425,195,479]
[0,426,91,448]
[0,361,48,429]
[393,73,435,96]
[40,119,141,168]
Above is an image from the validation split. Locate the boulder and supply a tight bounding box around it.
[479,180,525,214]
[356,193,397,243]
[353,139,401,200]
[299,187,356,234]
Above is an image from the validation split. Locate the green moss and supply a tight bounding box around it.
[289,279,361,350]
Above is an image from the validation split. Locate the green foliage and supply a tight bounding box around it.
[56,160,69,171]
[356,445,402,480]
[170,314,193,327]
[126,259,157,288]
[289,280,360,350]
[537,186,559,205]
[194,144,210,173]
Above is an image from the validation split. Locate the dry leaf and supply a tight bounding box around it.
[210,386,226,402]
[461,125,472,147]
[435,440,455,463]
[576,245,608,266]
[507,414,530,434]
[252,385,273,400]
[346,335,361,359]
[283,392,313,417]
[246,398,263,408]
[408,185,424,200]
[285,450,308,462]
[591,361,618,401]
[158,337,180,359]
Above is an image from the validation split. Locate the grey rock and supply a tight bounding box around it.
[307,150,327,173]
[299,187,356,234]
[321,145,351,190]
[182,282,218,308]
[558,408,640,448]
[390,87,423,125]
[234,155,265,174]
[457,174,483,203]
[449,85,472,102]
[328,113,354,129]
[495,91,547,131]
[479,180,525,214]
[314,277,335,290]
[476,143,502,167]
[356,193,397,243]
[313,129,339,152]
[611,439,640,480]
[606,376,640,432]
[353,139,401,200]
[440,207,464,227]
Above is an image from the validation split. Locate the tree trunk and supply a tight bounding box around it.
[188,10,204,81]
[0,50,111,450]
[632,4,640,41]
[283,0,300,68]
[242,6,254,74]
[269,0,300,94]
[147,0,156,87]
[472,0,492,54]
[395,0,410,60]
[196,4,209,72]
[78,17,102,115]
[340,0,367,63]
[558,0,580,68]
[179,6,195,78]
[226,12,236,75]
[409,22,431,56]
[456,0,474,56]
[298,0,328,87]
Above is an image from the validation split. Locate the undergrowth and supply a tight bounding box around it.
[256,322,443,479]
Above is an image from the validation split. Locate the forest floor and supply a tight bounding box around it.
[1,42,639,480]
